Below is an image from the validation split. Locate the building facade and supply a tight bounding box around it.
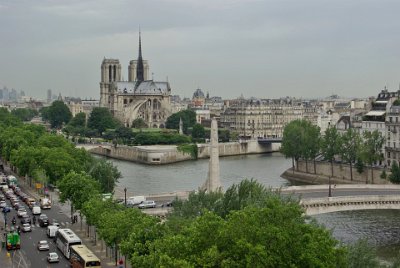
[99,33,172,128]
[220,98,319,139]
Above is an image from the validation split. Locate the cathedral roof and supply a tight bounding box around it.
[114,80,170,95]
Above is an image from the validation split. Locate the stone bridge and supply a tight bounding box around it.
[75,144,112,151]
[300,195,400,215]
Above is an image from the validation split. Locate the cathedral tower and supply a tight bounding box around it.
[100,59,121,107]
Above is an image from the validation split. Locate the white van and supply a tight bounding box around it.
[127,196,146,206]
[47,225,59,238]
[32,206,41,215]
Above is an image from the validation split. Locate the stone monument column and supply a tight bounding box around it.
[201,117,222,192]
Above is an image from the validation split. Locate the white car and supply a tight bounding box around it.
[47,252,59,263]
[37,240,50,251]
[138,200,156,209]
[17,208,27,217]
[21,223,31,232]
[0,201,6,208]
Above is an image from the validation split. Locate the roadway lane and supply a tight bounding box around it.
[3,186,72,268]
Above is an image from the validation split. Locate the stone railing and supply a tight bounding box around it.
[301,195,400,216]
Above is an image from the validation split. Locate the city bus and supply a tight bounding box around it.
[54,228,82,259]
[70,244,101,268]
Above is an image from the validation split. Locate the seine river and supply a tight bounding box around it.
[106,152,400,262]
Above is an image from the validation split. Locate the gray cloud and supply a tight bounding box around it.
[1,0,400,100]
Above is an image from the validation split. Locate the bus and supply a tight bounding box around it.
[54,228,82,259]
[70,244,101,268]
[7,175,17,188]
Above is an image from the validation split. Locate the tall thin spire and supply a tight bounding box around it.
[136,30,144,82]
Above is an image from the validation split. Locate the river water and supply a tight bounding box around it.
[106,152,399,261]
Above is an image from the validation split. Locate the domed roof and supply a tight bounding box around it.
[193,88,205,99]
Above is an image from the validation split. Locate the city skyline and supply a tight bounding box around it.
[1,0,400,100]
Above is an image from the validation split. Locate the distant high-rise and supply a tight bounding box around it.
[47,89,52,103]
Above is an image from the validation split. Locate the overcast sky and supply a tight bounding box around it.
[1,0,400,100]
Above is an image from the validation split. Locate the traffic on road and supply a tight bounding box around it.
[0,172,101,268]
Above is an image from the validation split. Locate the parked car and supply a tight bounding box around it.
[138,200,156,209]
[47,252,59,263]
[37,240,49,251]
[0,201,6,208]
[21,223,31,232]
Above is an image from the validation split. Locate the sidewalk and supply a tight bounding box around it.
[6,165,129,268]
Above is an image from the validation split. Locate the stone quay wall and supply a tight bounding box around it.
[282,160,389,185]
[89,140,281,165]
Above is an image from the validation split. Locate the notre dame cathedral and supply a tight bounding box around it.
[99,33,172,128]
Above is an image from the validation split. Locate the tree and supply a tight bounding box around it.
[389,161,400,184]
[130,199,347,267]
[165,110,196,134]
[45,100,72,128]
[360,130,385,183]
[339,129,361,181]
[321,126,341,177]
[88,158,121,193]
[87,107,119,135]
[58,171,101,214]
[11,108,38,121]
[68,112,86,128]
[131,118,147,129]
[302,121,321,173]
[191,123,205,139]
[115,126,134,144]
[98,208,154,266]
[281,120,306,172]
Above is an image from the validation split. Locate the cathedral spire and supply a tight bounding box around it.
[136,30,144,82]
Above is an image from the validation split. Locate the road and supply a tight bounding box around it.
[1,184,73,268]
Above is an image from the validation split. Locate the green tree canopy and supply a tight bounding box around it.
[130,200,347,267]
[131,118,147,129]
[191,123,205,139]
[68,112,86,128]
[11,108,38,122]
[88,158,121,193]
[45,100,72,128]
[360,130,385,183]
[87,107,120,135]
[339,128,362,181]
[321,126,341,177]
[165,109,196,134]
[58,171,101,211]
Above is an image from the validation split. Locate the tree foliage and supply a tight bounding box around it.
[88,158,121,193]
[165,109,196,134]
[45,100,72,128]
[58,171,101,211]
[191,123,205,139]
[389,161,400,184]
[87,107,120,135]
[339,128,362,181]
[131,118,147,129]
[359,130,385,183]
[11,108,38,121]
[321,126,341,177]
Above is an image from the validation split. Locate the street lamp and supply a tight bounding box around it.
[124,188,127,207]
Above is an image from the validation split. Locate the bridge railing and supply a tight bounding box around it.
[301,195,400,207]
